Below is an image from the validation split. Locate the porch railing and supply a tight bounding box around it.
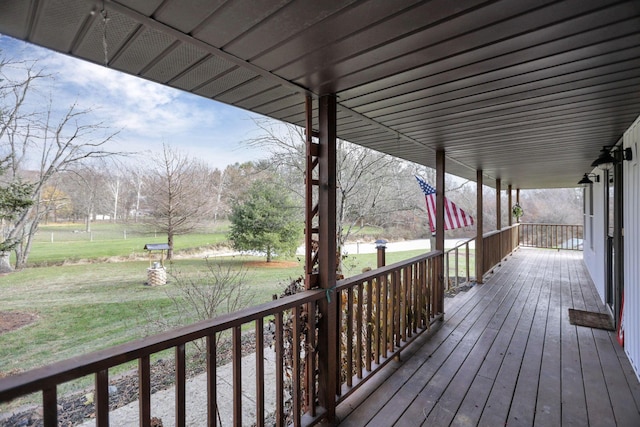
[444,238,474,290]
[518,223,583,250]
[443,224,521,288]
[482,224,520,276]
[0,251,444,426]
[334,251,444,403]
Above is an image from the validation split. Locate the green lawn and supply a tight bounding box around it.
[0,257,304,373]
[0,223,442,409]
[21,222,230,265]
[0,249,430,373]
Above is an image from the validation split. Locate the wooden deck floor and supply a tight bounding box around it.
[335,248,640,426]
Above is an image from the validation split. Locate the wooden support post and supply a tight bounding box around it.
[508,185,513,227]
[476,171,484,284]
[496,179,501,230]
[303,95,319,420]
[496,179,502,266]
[516,188,520,223]
[304,95,320,289]
[317,94,338,423]
[377,244,386,268]
[435,149,445,314]
[435,150,445,253]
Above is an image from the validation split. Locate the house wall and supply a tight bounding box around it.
[583,168,606,298]
[583,115,640,382]
[623,116,640,380]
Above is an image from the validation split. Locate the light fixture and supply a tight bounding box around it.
[578,173,599,187]
[590,145,634,171]
[375,239,387,249]
[591,147,618,170]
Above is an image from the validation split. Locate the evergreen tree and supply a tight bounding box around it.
[0,177,34,271]
[229,181,302,262]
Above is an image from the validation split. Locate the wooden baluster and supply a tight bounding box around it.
[382,273,388,358]
[275,312,284,426]
[465,242,470,284]
[346,289,353,387]
[357,281,364,378]
[139,356,151,427]
[256,320,265,427]
[366,279,373,370]
[232,327,241,425]
[410,264,416,334]
[207,335,217,427]
[335,290,342,397]
[375,276,381,364]
[43,387,57,427]
[95,369,109,427]
[292,307,301,426]
[307,301,317,417]
[175,344,186,427]
[393,270,400,348]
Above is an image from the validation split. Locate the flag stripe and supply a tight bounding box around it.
[425,194,436,233]
[415,176,474,233]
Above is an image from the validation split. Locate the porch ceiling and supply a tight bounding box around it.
[1,0,640,189]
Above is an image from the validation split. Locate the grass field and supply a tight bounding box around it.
[0,222,469,410]
[1,220,430,372]
[25,222,230,265]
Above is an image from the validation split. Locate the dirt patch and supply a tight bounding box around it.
[0,311,38,334]
[243,260,299,268]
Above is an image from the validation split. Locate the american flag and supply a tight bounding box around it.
[415,176,474,234]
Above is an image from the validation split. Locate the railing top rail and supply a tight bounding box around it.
[482,224,519,239]
[336,250,442,290]
[0,288,326,401]
[444,237,475,255]
[518,223,582,226]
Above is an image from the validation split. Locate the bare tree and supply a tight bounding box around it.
[93,157,129,223]
[246,119,485,247]
[214,161,271,220]
[245,119,420,247]
[102,161,147,224]
[41,182,71,223]
[143,143,217,260]
[64,164,107,232]
[0,55,120,271]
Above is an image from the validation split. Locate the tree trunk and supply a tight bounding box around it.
[0,252,13,273]
[266,245,272,262]
[167,232,174,260]
[213,170,226,222]
[112,179,119,223]
[135,178,142,223]
[15,220,38,269]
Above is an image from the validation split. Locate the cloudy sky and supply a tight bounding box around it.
[0,35,273,170]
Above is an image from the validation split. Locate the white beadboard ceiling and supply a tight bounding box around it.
[1,0,639,188]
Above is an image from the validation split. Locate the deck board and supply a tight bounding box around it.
[335,248,640,426]
[534,252,562,427]
[477,250,546,427]
[398,249,532,426]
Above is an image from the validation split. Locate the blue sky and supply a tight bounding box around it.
[0,36,272,170]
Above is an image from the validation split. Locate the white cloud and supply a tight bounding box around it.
[1,36,280,170]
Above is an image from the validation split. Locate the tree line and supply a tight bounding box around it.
[0,53,583,273]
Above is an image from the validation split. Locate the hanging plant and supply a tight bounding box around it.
[512,203,524,219]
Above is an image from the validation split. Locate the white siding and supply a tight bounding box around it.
[624,117,640,380]
[583,169,606,298]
